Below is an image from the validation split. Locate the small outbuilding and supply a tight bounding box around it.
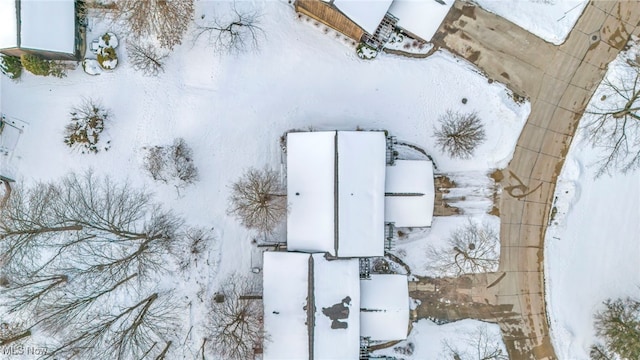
[0,0,83,60]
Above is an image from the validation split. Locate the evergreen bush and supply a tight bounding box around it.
[20,54,66,78]
[0,55,23,80]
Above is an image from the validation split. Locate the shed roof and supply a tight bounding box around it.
[20,0,76,54]
[360,274,410,340]
[384,160,435,227]
[0,0,76,54]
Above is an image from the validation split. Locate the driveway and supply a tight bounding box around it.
[410,1,640,359]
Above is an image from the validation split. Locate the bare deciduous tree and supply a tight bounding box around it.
[107,0,194,49]
[442,324,508,360]
[227,167,286,234]
[584,59,640,177]
[0,171,188,355]
[590,296,640,360]
[194,3,264,54]
[45,291,179,360]
[142,138,199,187]
[64,98,111,154]
[127,42,168,76]
[434,110,486,159]
[426,220,499,276]
[206,274,263,360]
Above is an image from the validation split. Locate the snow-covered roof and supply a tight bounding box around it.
[286,131,386,258]
[287,131,336,255]
[384,160,435,227]
[388,0,454,42]
[336,131,386,257]
[20,0,76,54]
[313,254,360,359]
[360,274,410,340]
[333,0,394,34]
[0,1,18,48]
[263,253,364,359]
[263,252,310,360]
[0,120,22,153]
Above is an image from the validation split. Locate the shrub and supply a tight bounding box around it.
[142,138,198,187]
[356,43,378,60]
[20,54,66,78]
[63,99,111,154]
[0,55,23,80]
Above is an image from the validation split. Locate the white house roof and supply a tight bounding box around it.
[264,254,410,358]
[336,131,386,257]
[360,274,410,340]
[263,252,310,360]
[388,0,454,42]
[286,131,386,258]
[313,254,360,360]
[384,160,435,227]
[287,131,336,255]
[20,0,76,54]
[0,0,17,48]
[333,0,394,34]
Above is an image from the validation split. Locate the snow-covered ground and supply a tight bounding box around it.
[372,319,507,360]
[473,0,588,45]
[0,0,531,357]
[544,43,640,358]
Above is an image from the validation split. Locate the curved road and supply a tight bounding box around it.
[410,1,640,359]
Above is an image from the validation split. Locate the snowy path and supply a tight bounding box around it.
[413,1,640,359]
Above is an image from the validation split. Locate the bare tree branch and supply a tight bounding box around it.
[584,60,640,177]
[194,3,264,54]
[206,274,263,360]
[106,0,194,50]
[442,324,508,360]
[434,110,486,159]
[227,167,286,234]
[426,220,499,276]
[142,138,199,188]
[127,42,168,76]
[0,171,190,358]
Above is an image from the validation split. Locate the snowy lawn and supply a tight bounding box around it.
[544,43,640,358]
[473,0,588,45]
[372,319,507,360]
[1,0,529,356]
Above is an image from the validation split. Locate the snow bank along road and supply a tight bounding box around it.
[412,2,640,359]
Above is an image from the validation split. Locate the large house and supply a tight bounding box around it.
[262,131,435,359]
[0,0,84,60]
[263,252,409,360]
[294,0,454,49]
